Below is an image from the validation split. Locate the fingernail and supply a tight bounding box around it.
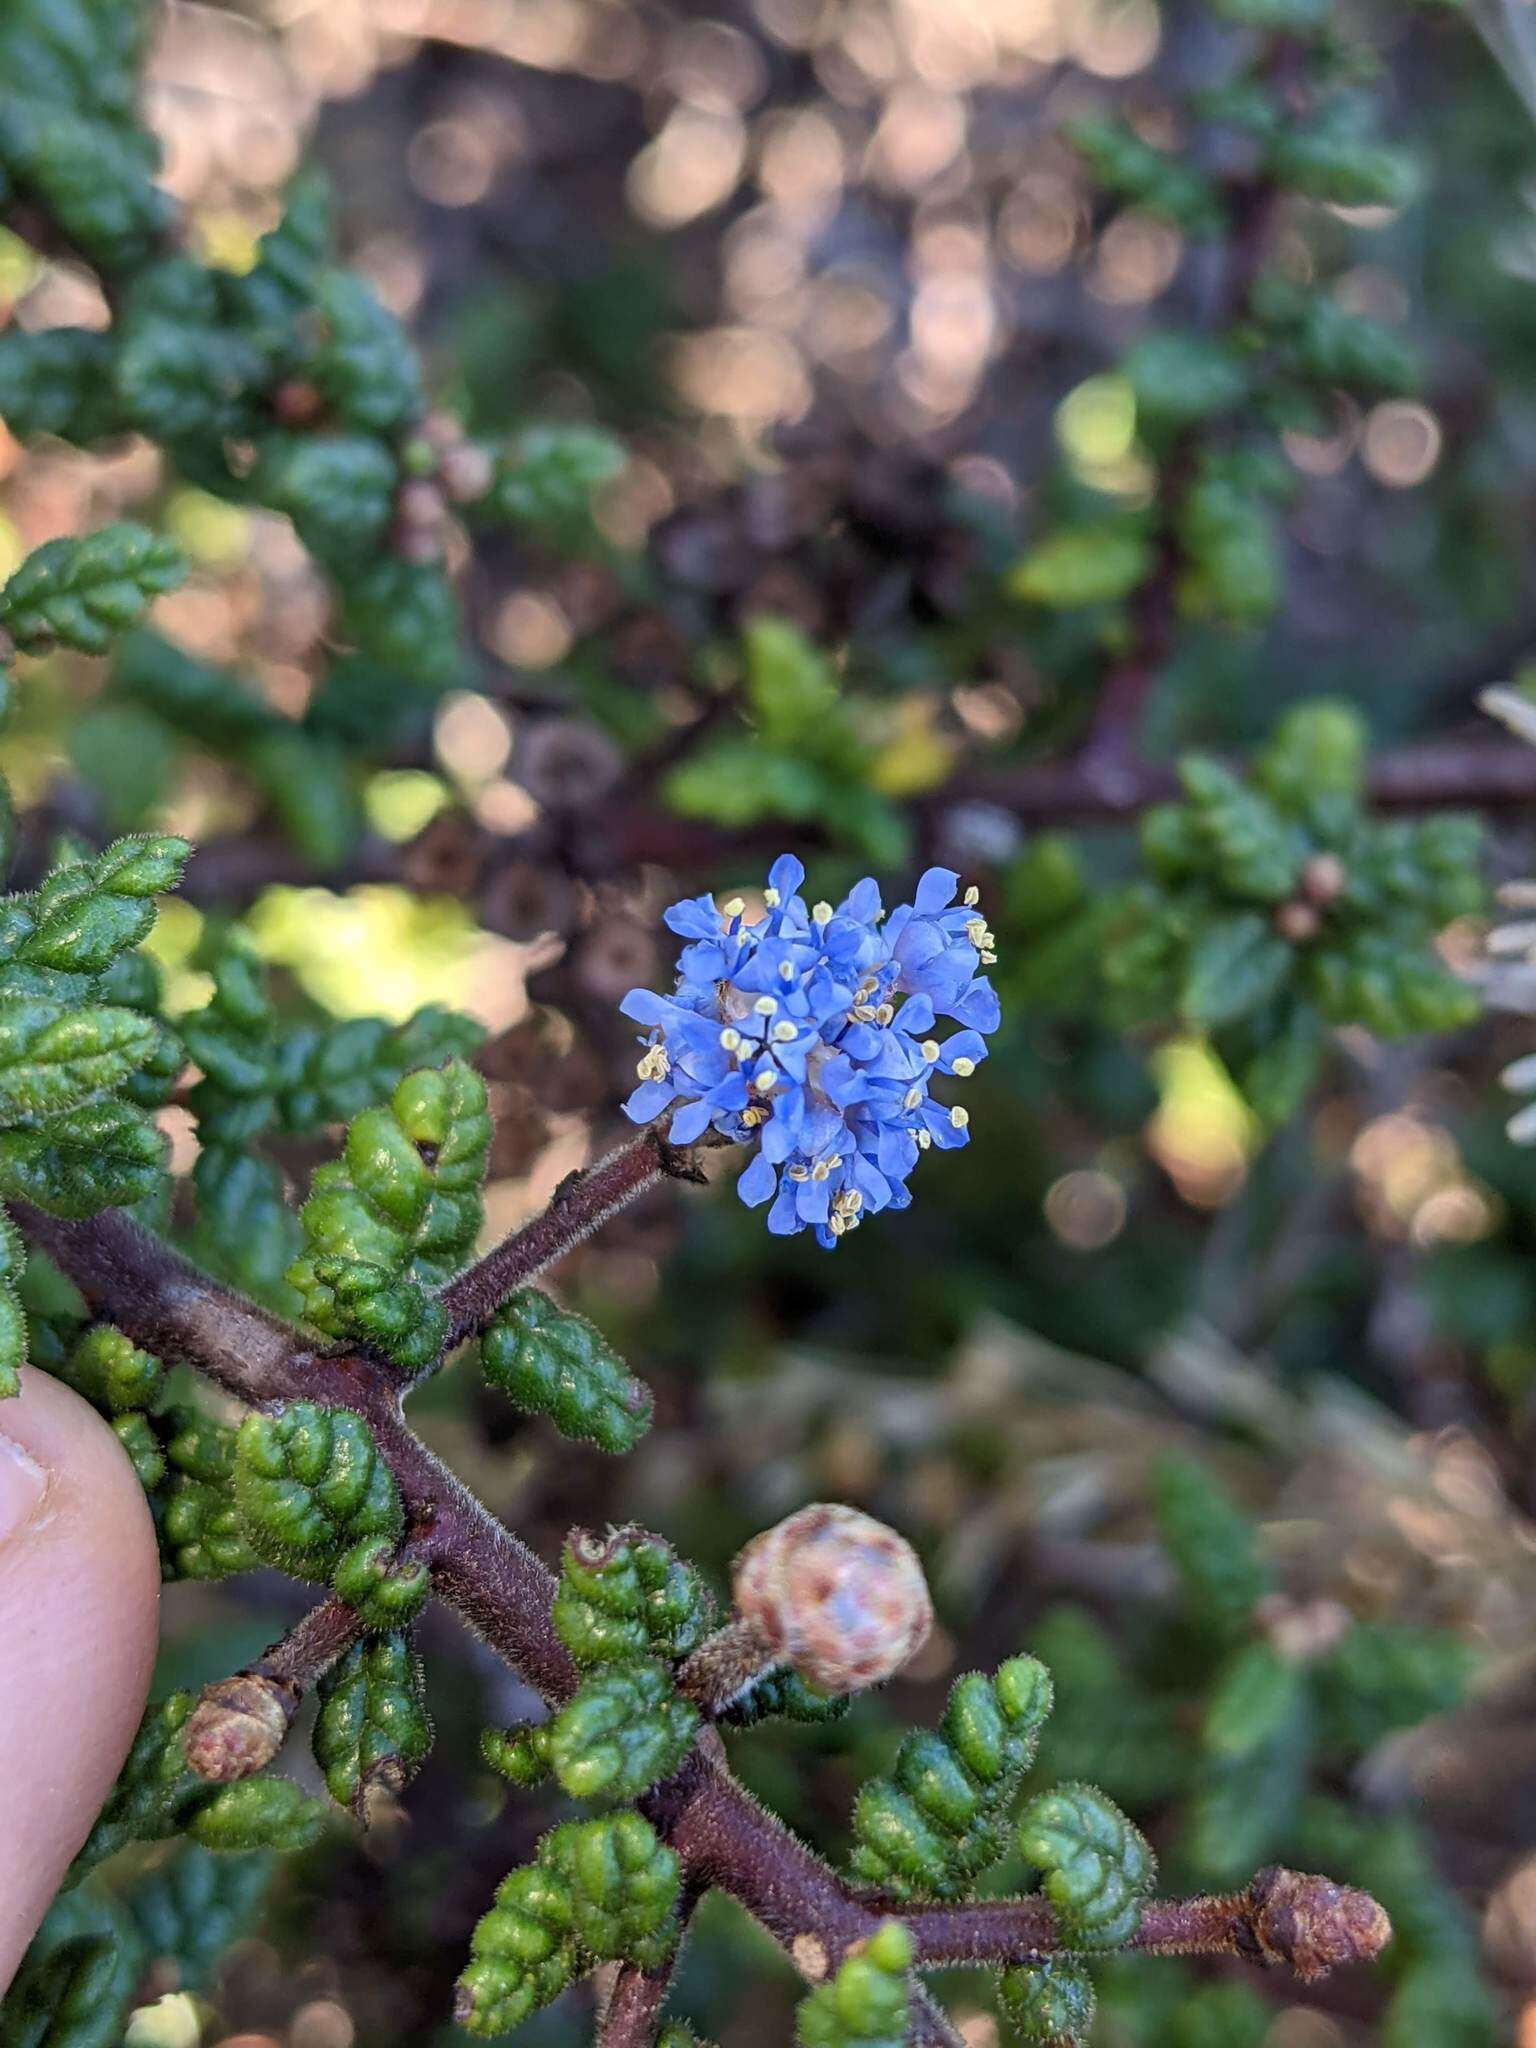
[0,1428,47,1545]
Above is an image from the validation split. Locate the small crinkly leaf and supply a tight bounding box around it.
[552,1524,715,1668]
[796,1921,912,2048]
[313,1632,433,1812]
[4,831,189,980]
[1016,1783,1155,1950]
[330,1534,430,1631]
[59,1321,163,1415]
[544,1811,681,1965]
[232,1400,401,1577]
[548,1658,699,1802]
[187,1775,326,1853]
[996,1958,1096,2047]
[0,1096,166,1216]
[286,1059,491,1367]
[0,1887,142,2048]
[0,999,158,1120]
[481,1286,653,1453]
[455,1860,580,2038]
[0,1210,27,1398]
[126,1842,273,1995]
[850,1655,1053,1899]
[0,523,184,654]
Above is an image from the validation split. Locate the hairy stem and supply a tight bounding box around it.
[436,1128,695,1352]
[595,1961,678,2048]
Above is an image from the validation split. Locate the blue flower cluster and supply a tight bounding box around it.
[621,855,1000,1246]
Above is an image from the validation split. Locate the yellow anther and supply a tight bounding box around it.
[763,887,781,908]
[753,1068,777,1093]
[811,1160,831,1181]
[721,896,746,919]
[826,1155,842,1171]
[754,995,778,1015]
[920,1040,940,1062]
[966,917,992,949]
[875,1003,894,1025]
[851,1004,876,1022]
[788,1165,810,1182]
[828,1214,847,1235]
[951,1056,976,1078]
[903,1085,922,1110]
[740,1105,768,1127]
[917,1129,932,1150]
[812,900,833,924]
[778,960,797,982]
[964,884,980,907]
[773,1020,797,1042]
[950,1105,970,1129]
[719,1027,743,1052]
[636,1045,669,1082]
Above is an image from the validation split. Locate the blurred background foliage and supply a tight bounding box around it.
[10,0,1536,2042]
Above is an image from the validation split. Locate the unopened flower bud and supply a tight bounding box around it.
[732,1503,933,1693]
[184,1673,298,1783]
[440,440,496,505]
[1274,900,1321,945]
[1300,853,1347,907]
[272,378,324,428]
[1242,1866,1392,1982]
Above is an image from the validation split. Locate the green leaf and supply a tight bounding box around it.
[0,101,171,269]
[330,1534,430,1631]
[481,1287,653,1453]
[1201,1641,1307,1758]
[548,1658,699,1801]
[1017,1783,1155,1950]
[187,1775,326,1853]
[1178,756,1300,902]
[456,1863,579,2037]
[796,1920,911,2048]
[0,1889,141,2048]
[996,1958,1096,2048]
[126,1842,272,1993]
[0,326,122,443]
[1007,526,1151,608]
[850,1656,1053,1899]
[551,1524,715,1667]
[257,433,398,570]
[0,1097,166,1215]
[232,1401,401,1577]
[484,423,625,543]
[0,524,184,654]
[1253,699,1366,808]
[286,1058,490,1366]
[313,271,423,431]
[543,1811,681,1964]
[1121,332,1247,430]
[1181,913,1291,1028]
[339,557,463,686]
[0,1000,158,1119]
[59,1321,162,1414]
[312,1633,433,1812]
[1151,1456,1270,1636]
[742,617,841,742]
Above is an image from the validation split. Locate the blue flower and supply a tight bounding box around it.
[620,855,1000,1247]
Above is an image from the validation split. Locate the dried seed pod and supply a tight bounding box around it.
[184,1673,298,1783]
[731,1504,933,1694]
[1242,1866,1392,1981]
[1274,899,1321,944]
[1300,852,1347,906]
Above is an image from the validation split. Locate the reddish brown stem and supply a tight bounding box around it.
[436,1128,695,1352]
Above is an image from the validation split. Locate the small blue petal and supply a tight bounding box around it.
[737,1150,778,1207]
[913,867,960,914]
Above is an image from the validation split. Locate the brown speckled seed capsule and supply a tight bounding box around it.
[731,1503,933,1693]
[184,1673,297,1783]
